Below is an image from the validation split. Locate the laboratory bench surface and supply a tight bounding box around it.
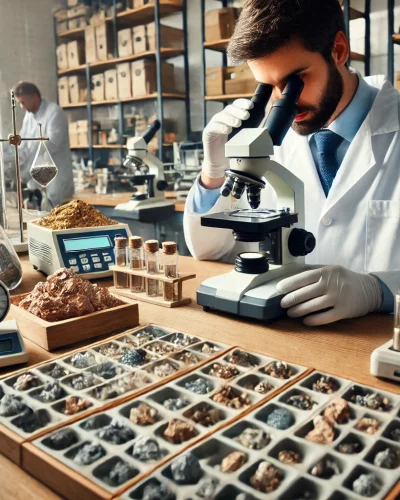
[0,254,398,500]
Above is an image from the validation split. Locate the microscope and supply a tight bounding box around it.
[115,120,174,211]
[197,77,317,321]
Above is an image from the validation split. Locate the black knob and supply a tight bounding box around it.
[156,180,168,191]
[288,228,316,257]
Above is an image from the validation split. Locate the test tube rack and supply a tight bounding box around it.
[109,265,196,308]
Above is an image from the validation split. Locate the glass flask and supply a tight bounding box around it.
[30,138,58,212]
[0,223,22,290]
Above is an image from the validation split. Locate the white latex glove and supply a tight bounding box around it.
[276,265,383,326]
[202,99,254,178]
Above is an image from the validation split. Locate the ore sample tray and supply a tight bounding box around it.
[10,292,139,350]
[0,324,230,465]
[130,371,400,500]
[22,351,310,500]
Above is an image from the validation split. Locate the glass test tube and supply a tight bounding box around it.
[114,236,128,288]
[394,291,400,351]
[162,241,179,302]
[145,240,159,297]
[129,236,145,292]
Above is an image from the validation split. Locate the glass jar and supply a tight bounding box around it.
[129,236,145,293]
[114,236,128,289]
[0,223,22,290]
[162,241,179,302]
[145,240,159,297]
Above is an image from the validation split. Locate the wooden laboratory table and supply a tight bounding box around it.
[0,254,398,500]
[68,190,185,212]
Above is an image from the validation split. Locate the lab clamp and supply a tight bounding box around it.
[115,120,173,212]
[197,77,317,321]
[0,92,55,250]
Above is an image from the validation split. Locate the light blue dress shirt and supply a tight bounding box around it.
[193,75,392,311]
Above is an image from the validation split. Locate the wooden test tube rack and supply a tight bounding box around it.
[109,264,196,308]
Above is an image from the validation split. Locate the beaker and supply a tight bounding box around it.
[0,222,22,290]
[30,140,58,212]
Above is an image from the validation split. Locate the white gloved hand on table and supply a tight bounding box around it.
[276,265,383,326]
[202,99,254,179]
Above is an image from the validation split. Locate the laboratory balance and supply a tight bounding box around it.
[27,222,131,278]
[0,280,28,368]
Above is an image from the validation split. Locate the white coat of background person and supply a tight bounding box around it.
[184,0,400,326]
[11,81,74,208]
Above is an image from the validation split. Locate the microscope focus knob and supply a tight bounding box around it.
[288,228,316,257]
[157,180,168,191]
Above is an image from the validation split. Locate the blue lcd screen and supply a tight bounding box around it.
[64,235,112,252]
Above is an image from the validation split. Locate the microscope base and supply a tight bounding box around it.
[370,340,400,382]
[197,263,314,321]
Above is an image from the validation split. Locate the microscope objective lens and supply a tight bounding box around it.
[231,179,246,199]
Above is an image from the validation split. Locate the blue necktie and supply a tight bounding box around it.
[313,130,344,196]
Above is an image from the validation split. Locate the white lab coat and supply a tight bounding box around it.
[184,75,400,297]
[14,99,74,208]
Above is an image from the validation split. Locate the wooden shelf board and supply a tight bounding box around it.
[350,51,365,62]
[90,48,184,72]
[58,26,85,40]
[204,38,230,51]
[62,102,87,108]
[71,144,173,150]
[206,93,254,101]
[58,64,86,76]
[117,1,182,26]
[91,93,185,106]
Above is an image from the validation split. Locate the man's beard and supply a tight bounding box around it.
[292,61,344,136]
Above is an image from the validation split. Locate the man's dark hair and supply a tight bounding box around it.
[13,81,41,99]
[228,0,346,63]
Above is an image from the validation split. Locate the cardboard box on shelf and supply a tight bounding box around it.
[225,64,255,95]
[91,73,105,101]
[90,10,106,26]
[131,60,175,97]
[76,120,100,147]
[85,25,97,63]
[117,63,132,99]
[56,44,68,70]
[147,22,184,51]
[132,25,147,53]
[104,69,118,100]
[68,76,86,103]
[58,77,70,107]
[205,7,240,42]
[56,20,68,34]
[67,40,85,68]
[67,4,90,18]
[95,21,114,61]
[68,122,79,148]
[68,16,87,30]
[118,28,133,57]
[206,66,225,96]
[54,8,67,21]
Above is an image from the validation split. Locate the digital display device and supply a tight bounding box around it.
[64,235,112,252]
[0,338,13,353]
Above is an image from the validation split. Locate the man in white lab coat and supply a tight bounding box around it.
[12,81,74,208]
[184,0,399,326]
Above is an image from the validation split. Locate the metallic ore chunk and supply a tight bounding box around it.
[355,417,381,435]
[390,428,400,442]
[132,436,161,461]
[92,362,118,379]
[306,416,335,444]
[323,398,351,424]
[337,438,363,454]
[37,382,65,402]
[153,362,178,378]
[12,408,51,433]
[103,460,134,486]
[310,456,341,478]
[163,419,197,444]
[278,450,302,464]
[97,420,134,444]
[351,389,392,412]
[196,477,219,499]
[227,350,258,367]
[201,343,218,354]
[45,429,78,450]
[63,396,91,415]
[209,363,239,379]
[70,352,95,369]
[49,364,69,379]
[266,408,294,430]
[285,393,316,411]
[312,375,339,394]
[71,372,97,390]
[263,361,292,379]
[187,405,221,427]
[0,395,26,417]
[13,373,42,391]
[220,451,247,472]
[237,428,270,449]
[250,461,283,493]
[119,348,148,367]
[374,448,400,469]
[73,443,106,465]
[212,386,251,409]
[163,397,188,411]
[142,482,176,500]
[352,473,381,497]
[185,378,212,395]
[130,403,158,425]
[171,452,202,484]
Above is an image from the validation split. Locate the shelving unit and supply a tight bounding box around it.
[54,0,190,162]
[201,0,371,127]
[388,0,397,83]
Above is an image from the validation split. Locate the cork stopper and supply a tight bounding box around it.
[129,236,143,249]
[162,241,177,255]
[145,239,159,253]
[114,236,127,248]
